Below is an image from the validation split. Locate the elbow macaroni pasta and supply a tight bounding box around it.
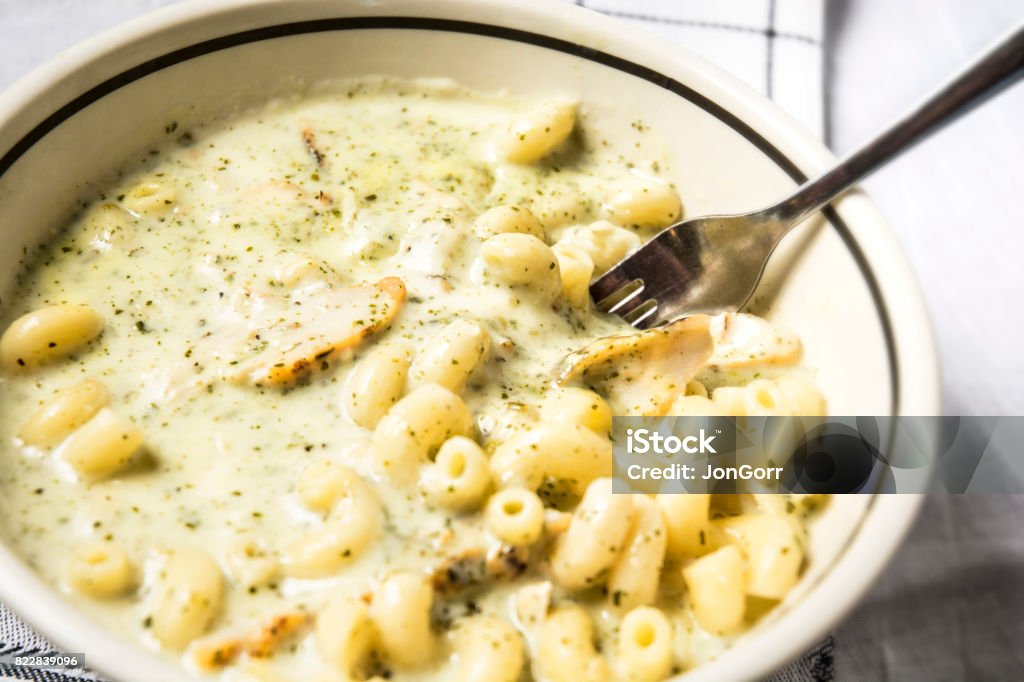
[607,495,667,610]
[550,478,635,590]
[66,540,136,598]
[489,422,611,496]
[601,176,682,231]
[372,383,473,476]
[499,99,577,164]
[122,178,177,217]
[296,459,359,513]
[716,513,803,600]
[477,233,562,301]
[485,487,545,545]
[283,466,381,578]
[0,78,828,680]
[711,376,826,416]
[57,407,144,481]
[19,378,110,447]
[149,548,224,651]
[657,494,712,558]
[420,435,491,511]
[537,604,610,682]
[370,572,436,669]
[343,343,411,429]
[316,593,378,677]
[409,319,491,394]
[682,545,747,635]
[542,386,613,435]
[450,615,524,682]
[617,607,675,682]
[473,205,546,240]
[0,304,103,369]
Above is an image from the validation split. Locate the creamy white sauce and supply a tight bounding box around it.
[0,78,823,681]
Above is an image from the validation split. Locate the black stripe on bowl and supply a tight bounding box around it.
[0,16,899,413]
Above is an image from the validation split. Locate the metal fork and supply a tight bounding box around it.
[591,23,1024,329]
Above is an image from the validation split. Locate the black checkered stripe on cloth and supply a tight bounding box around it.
[1,603,101,681]
[770,636,835,681]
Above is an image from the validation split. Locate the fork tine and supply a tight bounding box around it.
[623,299,659,328]
[590,220,711,324]
[589,262,643,308]
[593,278,643,312]
[606,286,649,318]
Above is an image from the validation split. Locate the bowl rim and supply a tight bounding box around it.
[0,1,941,680]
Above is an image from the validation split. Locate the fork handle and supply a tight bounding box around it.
[771,22,1024,228]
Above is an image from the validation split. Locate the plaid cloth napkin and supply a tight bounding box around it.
[0,0,828,680]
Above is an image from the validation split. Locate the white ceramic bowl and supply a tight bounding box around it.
[0,1,940,680]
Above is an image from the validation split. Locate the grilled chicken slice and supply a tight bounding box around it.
[186,610,310,670]
[556,315,713,415]
[229,277,406,386]
[431,544,531,598]
[246,611,311,658]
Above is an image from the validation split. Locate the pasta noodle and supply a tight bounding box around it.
[550,478,635,590]
[537,604,610,682]
[149,548,224,651]
[0,304,103,369]
[607,495,667,610]
[617,606,674,682]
